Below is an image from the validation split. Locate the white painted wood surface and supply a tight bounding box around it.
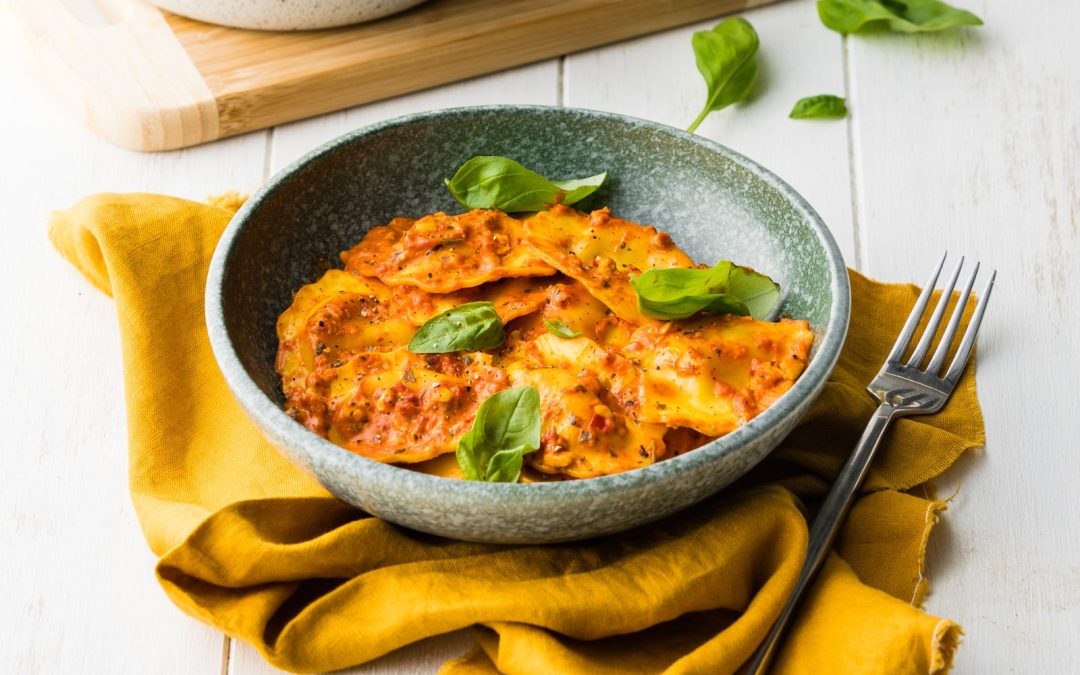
[2,0,1078,672]
[845,1,1080,671]
[0,45,260,675]
[563,0,855,264]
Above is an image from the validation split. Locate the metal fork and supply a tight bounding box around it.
[744,252,996,674]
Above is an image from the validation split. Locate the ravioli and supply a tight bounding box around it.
[391,276,557,327]
[621,316,815,436]
[276,270,409,406]
[522,205,695,321]
[342,209,555,292]
[664,427,715,457]
[519,332,643,409]
[406,452,466,480]
[507,362,665,479]
[323,349,508,463]
[276,267,556,446]
[277,271,552,389]
[496,333,663,478]
[277,202,813,481]
[506,280,635,348]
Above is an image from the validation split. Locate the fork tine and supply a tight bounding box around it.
[907,256,965,368]
[926,261,980,374]
[943,269,996,385]
[886,251,947,364]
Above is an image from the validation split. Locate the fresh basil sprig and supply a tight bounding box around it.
[444,156,606,212]
[818,0,982,34]
[408,302,505,354]
[543,318,582,339]
[456,386,542,482]
[790,94,848,119]
[687,18,759,133]
[631,261,780,321]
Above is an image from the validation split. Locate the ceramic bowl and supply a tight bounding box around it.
[206,106,850,543]
[148,0,428,31]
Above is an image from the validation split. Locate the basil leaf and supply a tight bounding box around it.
[485,447,526,482]
[631,261,780,321]
[444,156,606,212]
[726,265,782,319]
[543,318,582,339]
[553,173,608,206]
[687,17,759,133]
[456,387,541,483]
[408,301,505,354]
[631,262,738,320]
[790,94,848,119]
[818,0,982,34]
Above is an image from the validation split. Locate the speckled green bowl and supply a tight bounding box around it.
[206,106,850,543]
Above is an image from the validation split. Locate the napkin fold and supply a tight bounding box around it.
[49,193,983,674]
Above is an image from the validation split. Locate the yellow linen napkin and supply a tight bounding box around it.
[49,193,983,674]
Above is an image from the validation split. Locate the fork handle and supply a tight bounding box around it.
[743,403,898,674]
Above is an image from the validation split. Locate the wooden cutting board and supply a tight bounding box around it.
[5,0,779,152]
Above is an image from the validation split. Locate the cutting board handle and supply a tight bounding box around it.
[3,0,219,151]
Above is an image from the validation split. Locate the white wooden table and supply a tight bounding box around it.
[2,0,1078,672]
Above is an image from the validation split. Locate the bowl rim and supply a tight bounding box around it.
[205,104,851,499]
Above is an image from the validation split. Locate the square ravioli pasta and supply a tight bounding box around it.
[277,206,813,481]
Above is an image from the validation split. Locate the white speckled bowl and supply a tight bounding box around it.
[206,106,850,543]
[148,0,428,31]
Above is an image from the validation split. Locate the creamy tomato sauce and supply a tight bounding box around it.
[276,206,814,480]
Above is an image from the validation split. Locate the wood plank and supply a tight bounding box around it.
[562,0,857,266]
[0,43,267,674]
[845,1,1080,671]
